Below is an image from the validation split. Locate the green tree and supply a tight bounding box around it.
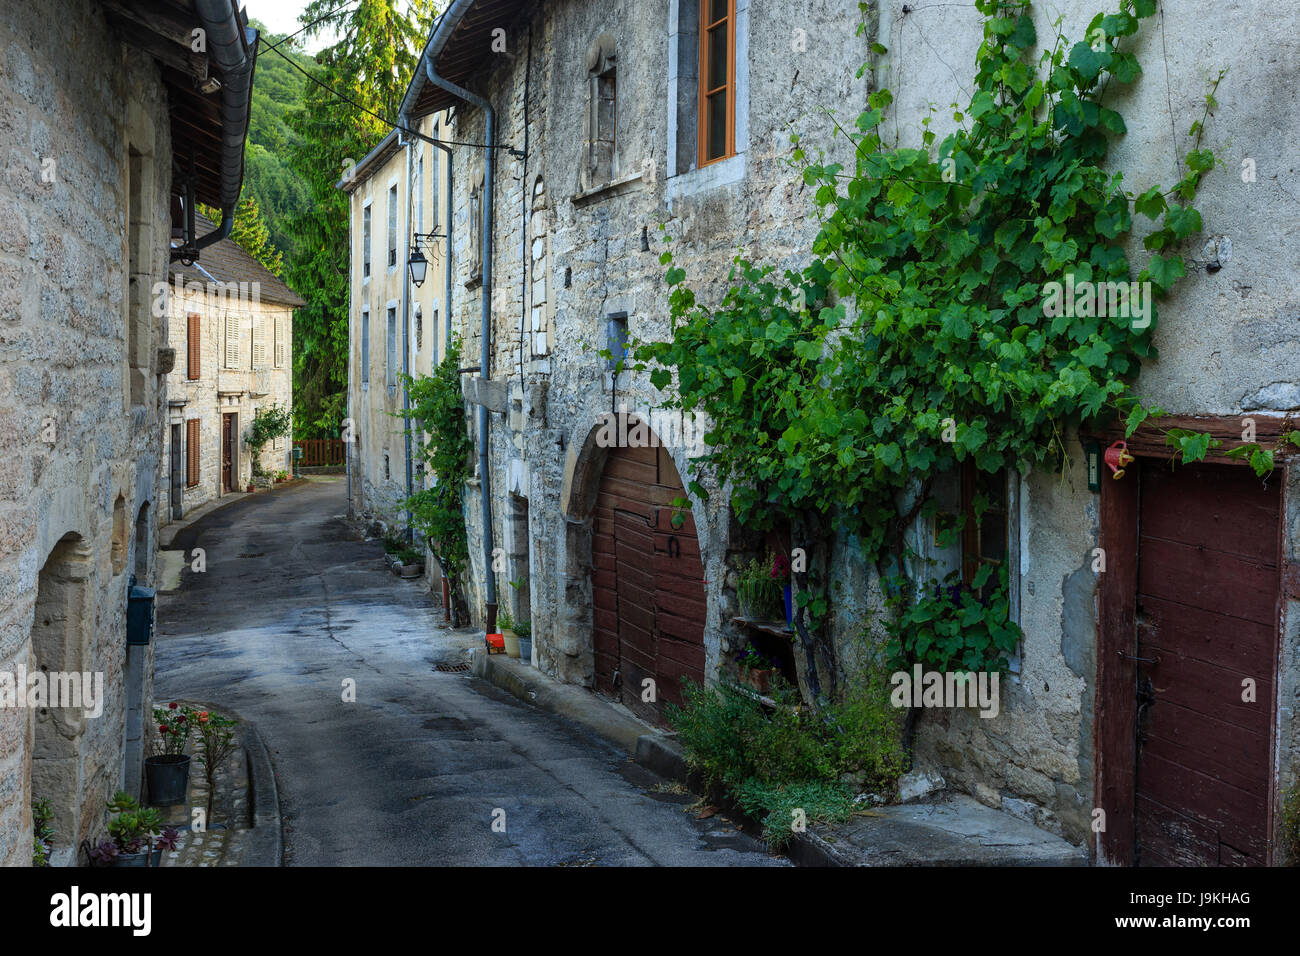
[200,195,284,277]
[284,0,436,439]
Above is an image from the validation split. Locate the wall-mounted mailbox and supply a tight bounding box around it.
[127,582,156,646]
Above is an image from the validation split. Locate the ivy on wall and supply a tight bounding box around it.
[632,0,1290,700]
[401,337,474,622]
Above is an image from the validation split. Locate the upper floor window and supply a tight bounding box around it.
[386,305,398,390]
[252,314,268,369]
[430,123,440,228]
[387,183,399,269]
[362,202,372,280]
[584,34,617,188]
[698,0,735,167]
[186,313,201,380]
[360,307,370,386]
[224,313,240,369]
[468,163,485,283]
[414,152,424,235]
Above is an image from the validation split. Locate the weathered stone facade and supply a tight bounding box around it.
[1,0,259,866]
[0,0,173,864]
[398,0,1300,863]
[160,217,301,522]
[342,112,451,539]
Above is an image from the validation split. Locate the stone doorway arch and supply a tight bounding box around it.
[29,533,94,855]
[558,412,707,724]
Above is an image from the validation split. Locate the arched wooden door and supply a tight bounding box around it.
[592,441,706,724]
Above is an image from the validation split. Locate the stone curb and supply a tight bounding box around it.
[166,701,283,867]
[239,721,283,866]
[471,648,687,781]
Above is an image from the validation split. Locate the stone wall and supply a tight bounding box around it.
[443,0,871,680]
[434,0,1300,859]
[883,0,1300,851]
[0,0,172,864]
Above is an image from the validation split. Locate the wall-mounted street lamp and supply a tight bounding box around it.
[407,231,445,288]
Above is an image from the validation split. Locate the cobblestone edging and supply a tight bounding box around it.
[155,705,281,867]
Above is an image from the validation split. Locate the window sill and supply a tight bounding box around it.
[571,171,646,208]
[665,152,745,202]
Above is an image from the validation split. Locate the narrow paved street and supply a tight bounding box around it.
[154,477,783,866]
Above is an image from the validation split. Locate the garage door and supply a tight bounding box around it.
[1133,461,1279,866]
[592,441,706,725]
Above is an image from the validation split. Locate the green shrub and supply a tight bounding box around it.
[737,779,857,849]
[667,668,906,848]
[1281,776,1300,866]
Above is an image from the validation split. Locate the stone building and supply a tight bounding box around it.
[340,112,451,543]
[0,0,258,865]
[161,211,302,521]
[393,0,1300,866]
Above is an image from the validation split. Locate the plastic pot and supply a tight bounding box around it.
[517,636,532,665]
[111,845,164,867]
[782,584,793,629]
[502,629,521,659]
[144,753,191,806]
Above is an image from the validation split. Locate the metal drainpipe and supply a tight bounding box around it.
[424,66,498,629]
[400,129,415,544]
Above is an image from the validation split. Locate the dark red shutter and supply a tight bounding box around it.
[186,419,200,487]
[187,313,201,380]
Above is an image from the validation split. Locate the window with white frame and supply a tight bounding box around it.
[224,312,240,368]
[414,151,424,235]
[360,307,370,386]
[274,316,286,368]
[362,202,372,281]
[387,183,398,269]
[252,315,267,369]
[386,305,397,390]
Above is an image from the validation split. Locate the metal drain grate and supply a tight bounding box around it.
[434,661,471,673]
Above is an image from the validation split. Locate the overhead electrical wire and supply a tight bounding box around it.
[258,27,513,153]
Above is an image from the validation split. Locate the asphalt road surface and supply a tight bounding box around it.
[154,477,784,867]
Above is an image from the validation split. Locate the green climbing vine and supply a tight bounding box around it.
[632,0,1286,697]
[400,337,474,621]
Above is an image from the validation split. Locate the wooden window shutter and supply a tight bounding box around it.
[186,419,200,487]
[274,317,286,368]
[224,313,239,368]
[187,313,201,380]
[253,316,267,368]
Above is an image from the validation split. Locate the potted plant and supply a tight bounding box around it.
[737,554,782,621]
[770,551,793,628]
[145,702,194,806]
[515,618,532,665]
[88,792,179,867]
[194,710,239,821]
[497,609,520,659]
[398,546,424,578]
[736,646,778,695]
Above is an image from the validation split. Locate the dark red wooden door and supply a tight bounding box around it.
[221,414,235,493]
[592,442,706,724]
[1133,461,1279,866]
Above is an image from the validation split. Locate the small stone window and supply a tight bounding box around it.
[961,461,1008,602]
[110,494,128,576]
[467,164,485,283]
[584,34,617,189]
[530,178,550,358]
[606,313,628,370]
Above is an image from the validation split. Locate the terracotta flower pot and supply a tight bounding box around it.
[747,668,776,695]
